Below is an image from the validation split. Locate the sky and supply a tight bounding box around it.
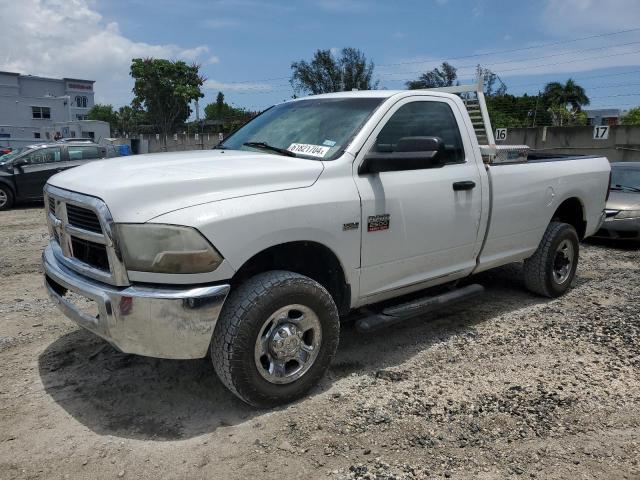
[1,0,640,115]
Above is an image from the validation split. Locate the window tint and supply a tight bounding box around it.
[373,101,465,164]
[25,147,61,164]
[68,146,100,160]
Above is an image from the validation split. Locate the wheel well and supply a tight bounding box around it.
[552,197,586,239]
[0,179,15,196]
[232,241,351,316]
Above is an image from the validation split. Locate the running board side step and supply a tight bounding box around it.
[355,284,485,333]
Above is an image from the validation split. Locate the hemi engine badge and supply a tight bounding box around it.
[367,214,390,232]
[343,222,360,231]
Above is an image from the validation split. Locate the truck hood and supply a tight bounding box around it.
[606,191,640,211]
[47,149,324,222]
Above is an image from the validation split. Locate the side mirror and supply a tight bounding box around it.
[358,136,445,175]
[13,158,27,168]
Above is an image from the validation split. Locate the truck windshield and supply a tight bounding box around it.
[219,97,384,160]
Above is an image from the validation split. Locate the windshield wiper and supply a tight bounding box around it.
[612,184,640,193]
[243,141,297,157]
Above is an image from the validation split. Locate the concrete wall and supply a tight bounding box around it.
[127,133,222,154]
[118,126,640,161]
[497,125,640,162]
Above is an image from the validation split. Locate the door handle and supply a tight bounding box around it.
[453,180,476,191]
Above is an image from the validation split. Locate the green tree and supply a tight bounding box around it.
[115,105,148,135]
[130,58,204,140]
[204,92,244,122]
[216,91,225,116]
[621,107,640,125]
[543,78,589,108]
[486,93,552,128]
[540,79,589,126]
[87,104,118,133]
[406,62,458,89]
[290,47,377,94]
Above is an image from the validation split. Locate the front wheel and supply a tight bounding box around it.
[0,184,14,211]
[211,270,340,407]
[523,221,579,298]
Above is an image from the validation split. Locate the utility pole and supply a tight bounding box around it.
[532,91,540,127]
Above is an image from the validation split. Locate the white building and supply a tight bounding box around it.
[0,71,110,147]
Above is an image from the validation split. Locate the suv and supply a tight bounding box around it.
[0,142,108,210]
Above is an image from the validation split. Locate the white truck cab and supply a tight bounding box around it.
[43,85,611,407]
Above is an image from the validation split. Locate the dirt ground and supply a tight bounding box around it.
[0,206,639,480]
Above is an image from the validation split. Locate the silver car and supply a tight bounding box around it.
[594,162,640,241]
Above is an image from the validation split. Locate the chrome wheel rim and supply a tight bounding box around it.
[0,189,7,208]
[552,239,574,284]
[254,304,322,385]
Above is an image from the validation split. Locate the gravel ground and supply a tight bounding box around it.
[0,206,639,480]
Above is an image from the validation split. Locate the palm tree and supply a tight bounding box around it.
[543,78,590,126]
[543,79,589,111]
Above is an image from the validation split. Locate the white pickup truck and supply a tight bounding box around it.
[42,86,611,407]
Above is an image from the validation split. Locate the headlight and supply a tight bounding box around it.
[117,224,223,274]
[615,210,640,219]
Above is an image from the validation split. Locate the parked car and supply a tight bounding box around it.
[593,161,640,241]
[0,142,108,210]
[42,86,610,407]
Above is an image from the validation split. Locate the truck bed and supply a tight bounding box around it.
[475,155,611,273]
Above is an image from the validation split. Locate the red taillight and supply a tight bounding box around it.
[605,169,612,201]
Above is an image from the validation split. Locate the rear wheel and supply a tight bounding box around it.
[0,184,14,211]
[211,270,340,407]
[523,221,579,298]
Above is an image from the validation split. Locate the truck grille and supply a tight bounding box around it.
[44,185,129,286]
[70,237,110,271]
[66,204,102,233]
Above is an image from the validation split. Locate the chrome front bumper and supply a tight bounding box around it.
[43,245,230,359]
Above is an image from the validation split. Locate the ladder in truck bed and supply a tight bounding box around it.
[427,77,496,147]
[428,80,530,164]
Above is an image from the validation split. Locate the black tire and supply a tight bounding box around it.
[523,221,579,298]
[211,270,340,407]
[0,184,14,211]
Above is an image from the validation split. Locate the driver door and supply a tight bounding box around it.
[353,96,485,299]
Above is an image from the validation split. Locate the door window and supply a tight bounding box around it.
[24,147,61,164]
[68,146,100,160]
[373,101,465,164]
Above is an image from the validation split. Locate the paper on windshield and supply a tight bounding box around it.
[287,143,331,158]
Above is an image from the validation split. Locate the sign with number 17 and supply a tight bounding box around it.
[593,126,609,140]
